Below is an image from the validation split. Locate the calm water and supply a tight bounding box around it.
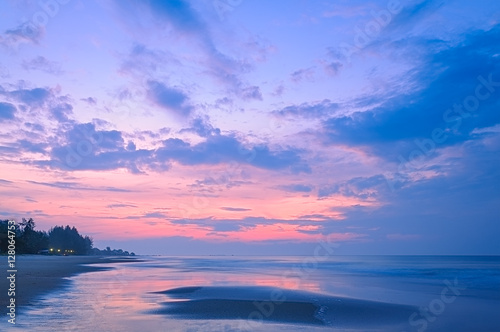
[3,256,500,331]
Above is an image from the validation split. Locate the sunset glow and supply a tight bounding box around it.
[1,0,499,255]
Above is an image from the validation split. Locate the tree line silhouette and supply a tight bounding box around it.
[0,218,134,256]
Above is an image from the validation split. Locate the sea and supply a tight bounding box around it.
[3,255,500,331]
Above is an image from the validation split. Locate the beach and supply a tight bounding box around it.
[0,255,139,317]
[1,255,499,331]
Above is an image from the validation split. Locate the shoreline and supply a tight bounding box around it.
[1,255,144,317]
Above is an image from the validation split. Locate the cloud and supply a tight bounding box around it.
[180,116,221,137]
[115,0,261,101]
[143,212,168,218]
[325,0,443,66]
[0,102,16,121]
[27,180,134,192]
[65,123,125,150]
[190,176,251,190]
[220,207,252,212]
[0,179,14,186]
[274,99,340,119]
[7,87,51,106]
[22,56,63,75]
[170,216,327,234]
[239,86,263,101]
[385,0,444,34]
[147,0,204,33]
[42,121,309,174]
[126,141,136,151]
[322,61,343,76]
[81,97,97,105]
[43,122,152,173]
[297,214,332,221]
[120,43,179,77]
[155,134,311,173]
[320,24,500,159]
[50,102,73,123]
[0,145,18,156]
[318,175,386,199]
[1,22,44,47]
[24,122,45,132]
[106,203,138,209]
[146,80,194,117]
[18,139,48,154]
[276,184,314,193]
[291,67,315,83]
[212,222,242,232]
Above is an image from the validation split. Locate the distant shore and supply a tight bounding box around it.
[1,255,143,317]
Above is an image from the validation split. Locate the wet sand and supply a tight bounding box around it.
[0,255,140,316]
[154,285,418,329]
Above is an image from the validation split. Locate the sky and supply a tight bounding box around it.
[0,0,499,255]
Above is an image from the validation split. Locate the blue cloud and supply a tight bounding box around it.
[274,99,340,118]
[66,123,124,151]
[27,180,134,192]
[106,203,137,208]
[1,22,44,47]
[319,175,386,199]
[321,24,500,159]
[43,121,309,174]
[42,122,151,173]
[180,116,221,137]
[50,103,73,122]
[212,222,242,232]
[9,87,50,106]
[18,139,48,154]
[386,0,444,34]
[146,80,193,117]
[22,56,63,75]
[220,207,252,212]
[190,176,251,189]
[323,140,500,254]
[170,216,325,234]
[81,97,97,104]
[239,86,263,101]
[277,184,314,193]
[144,212,167,218]
[156,134,310,173]
[117,1,262,101]
[0,102,16,120]
[148,0,203,33]
[24,122,44,132]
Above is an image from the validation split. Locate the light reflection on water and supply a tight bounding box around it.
[3,256,500,332]
[9,257,335,332]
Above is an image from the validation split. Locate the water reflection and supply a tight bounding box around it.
[13,257,331,331]
[7,256,500,332]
